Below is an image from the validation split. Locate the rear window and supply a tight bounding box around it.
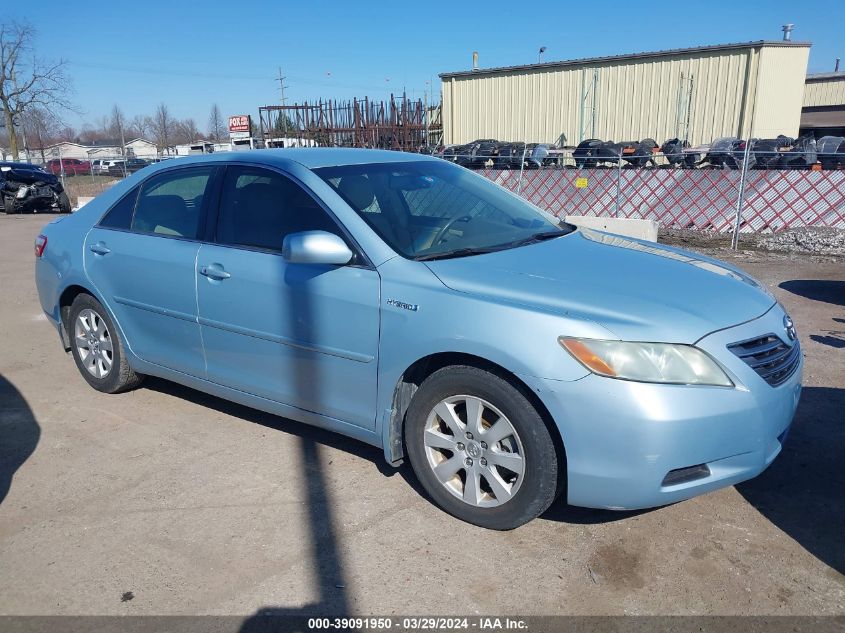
[99,187,140,230]
[130,167,214,238]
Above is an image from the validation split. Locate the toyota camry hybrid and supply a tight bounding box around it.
[34,149,802,529]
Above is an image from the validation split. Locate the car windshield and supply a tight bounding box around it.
[314,160,572,260]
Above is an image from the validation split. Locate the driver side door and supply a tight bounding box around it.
[196,165,381,430]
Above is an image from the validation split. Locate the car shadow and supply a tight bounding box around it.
[809,333,845,349]
[541,502,652,524]
[0,373,41,505]
[736,386,845,574]
[144,376,650,528]
[778,280,845,307]
[142,377,396,480]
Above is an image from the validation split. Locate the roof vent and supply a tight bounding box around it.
[836,57,841,72]
[472,51,479,71]
[782,23,794,41]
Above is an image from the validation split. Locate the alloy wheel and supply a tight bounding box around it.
[74,308,114,379]
[423,395,525,507]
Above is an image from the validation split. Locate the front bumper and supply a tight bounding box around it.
[525,305,802,510]
[8,185,60,212]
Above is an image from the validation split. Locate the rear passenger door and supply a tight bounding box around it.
[196,165,381,429]
[84,166,217,377]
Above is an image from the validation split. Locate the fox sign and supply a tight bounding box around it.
[228,115,251,134]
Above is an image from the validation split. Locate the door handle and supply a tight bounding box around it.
[199,264,231,280]
[89,242,111,255]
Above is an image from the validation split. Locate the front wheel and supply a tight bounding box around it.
[2,195,16,214]
[57,191,71,213]
[405,365,559,530]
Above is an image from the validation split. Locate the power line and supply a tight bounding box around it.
[277,67,289,106]
[277,67,289,134]
[68,60,400,93]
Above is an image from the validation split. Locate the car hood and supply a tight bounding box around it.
[424,228,775,343]
[1,168,59,187]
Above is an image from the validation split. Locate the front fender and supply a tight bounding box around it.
[373,257,609,462]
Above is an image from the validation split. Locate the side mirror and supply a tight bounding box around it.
[282,230,353,266]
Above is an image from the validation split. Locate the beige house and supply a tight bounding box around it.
[124,138,158,159]
[44,141,114,160]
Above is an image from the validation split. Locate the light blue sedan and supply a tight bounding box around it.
[34,149,802,529]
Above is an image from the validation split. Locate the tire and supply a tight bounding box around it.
[405,365,559,530]
[3,195,16,215]
[58,191,71,213]
[68,294,143,394]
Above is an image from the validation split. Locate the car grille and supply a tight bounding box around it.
[727,334,801,387]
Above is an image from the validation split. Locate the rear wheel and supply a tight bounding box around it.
[68,294,143,393]
[405,365,559,529]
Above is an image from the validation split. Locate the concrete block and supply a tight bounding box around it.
[565,215,659,242]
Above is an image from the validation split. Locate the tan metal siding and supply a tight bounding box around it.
[441,45,809,146]
[803,77,845,106]
[752,46,810,137]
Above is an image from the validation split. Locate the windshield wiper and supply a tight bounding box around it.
[414,226,574,262]
[501,228,573,249]
[414,246,502,261]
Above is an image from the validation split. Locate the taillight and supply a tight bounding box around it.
[34,234,47,258]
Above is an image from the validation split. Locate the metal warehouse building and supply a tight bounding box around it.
[801,72,845,137]
[440,41,811,147]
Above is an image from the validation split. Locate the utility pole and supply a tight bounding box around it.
[277,67,289,136]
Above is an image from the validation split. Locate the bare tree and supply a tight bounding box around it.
[173,117,200,145]
[207,103,225,142]
[109,104,126,156]
[55,125,75,142]
[153,103,173,154]
[21,106,60,162]
[0,21,74,159]
[128,113,153,140]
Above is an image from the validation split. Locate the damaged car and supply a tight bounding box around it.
[1,162,72,214]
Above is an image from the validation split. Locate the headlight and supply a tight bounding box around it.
[16,185,30,199]
[559,337,733,386]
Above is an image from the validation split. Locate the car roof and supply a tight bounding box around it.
[156,148,439,170]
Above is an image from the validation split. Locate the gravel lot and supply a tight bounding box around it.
[1,213,843,616]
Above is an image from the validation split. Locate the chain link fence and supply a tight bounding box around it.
[440,146,845,246]
[6,146,845,246]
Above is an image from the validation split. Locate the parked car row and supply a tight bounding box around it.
[657,135,845,170]
[439,140,554,170]
[40,157,156,177]
[435,135,845,171]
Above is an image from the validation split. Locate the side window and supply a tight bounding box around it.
[99,187,139,229]
[216,166,342,252]
[131,167,214,239]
